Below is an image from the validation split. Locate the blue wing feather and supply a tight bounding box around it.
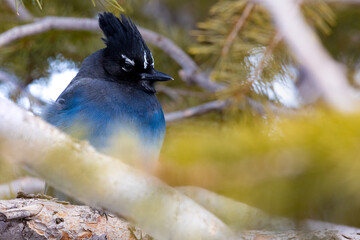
[43,78,166,165]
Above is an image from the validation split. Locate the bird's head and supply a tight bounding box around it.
[99,12,173,93]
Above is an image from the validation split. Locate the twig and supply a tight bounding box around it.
[165,100,229,123]
[221,3,255,57]
[156,85,208,99]
[164,97,297,123]
[4,0,33,21]
[261,0,358,112]
[251,32,282,81]
[156,85,180,101]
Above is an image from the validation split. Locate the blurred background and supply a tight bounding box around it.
[1,0,360,228]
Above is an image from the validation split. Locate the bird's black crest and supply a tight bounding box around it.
[98,12,151,66]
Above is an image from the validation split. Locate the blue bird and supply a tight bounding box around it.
[43,13,173,171]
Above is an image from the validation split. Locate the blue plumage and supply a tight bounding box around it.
[43,13,172,170]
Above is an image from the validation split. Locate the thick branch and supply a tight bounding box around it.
[0,198,150,239]
[2,193,360,240]
[177,186,295,231]
[261,0,358,112]
[0,97,234,240]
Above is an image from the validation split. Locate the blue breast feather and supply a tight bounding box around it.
[43,78,166,161]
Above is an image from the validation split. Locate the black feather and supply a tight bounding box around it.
[98,13,150,61]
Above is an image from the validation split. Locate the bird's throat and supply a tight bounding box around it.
[140,80,156,93]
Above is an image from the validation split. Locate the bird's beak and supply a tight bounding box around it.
[140,69,174,81]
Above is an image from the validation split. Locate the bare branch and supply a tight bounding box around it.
[0,69,23,87]
[164,97,298,123]
[0,15,296,119]
[0,17,98,48]
[0,16,224,92]
[156,85,180,101]
[156,85,209,100]
[4,0,33,21]
[165,100,229,123]
[261,0,358,112]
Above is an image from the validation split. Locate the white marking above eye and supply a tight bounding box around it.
[121,54,135,66]
[150,52,154,67]
[144,51,148,69]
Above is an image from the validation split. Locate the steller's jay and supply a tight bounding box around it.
[43,12,173,172]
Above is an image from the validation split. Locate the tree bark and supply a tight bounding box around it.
[0,197,151,240]
[2,196,360,240]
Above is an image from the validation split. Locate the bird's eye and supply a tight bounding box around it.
[122,63,133,72]
[120,54,135,72]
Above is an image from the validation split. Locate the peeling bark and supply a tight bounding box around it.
[2,197,360,240]
[0,197,151,240]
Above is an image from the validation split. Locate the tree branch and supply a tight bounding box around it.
[0,16,224,92]
[177,186,295,231]
[0,197,150,239]
[0,17,98,48]
[4,0,33,21]
[0,15,296,119]
[165,100,229,123]
[0,97,234,240]
[2,187,360,239]
[221,3,255,57]
[261,0,358,112]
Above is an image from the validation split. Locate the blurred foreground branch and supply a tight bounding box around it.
[177,186,360,240]
[0,97,233,240]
